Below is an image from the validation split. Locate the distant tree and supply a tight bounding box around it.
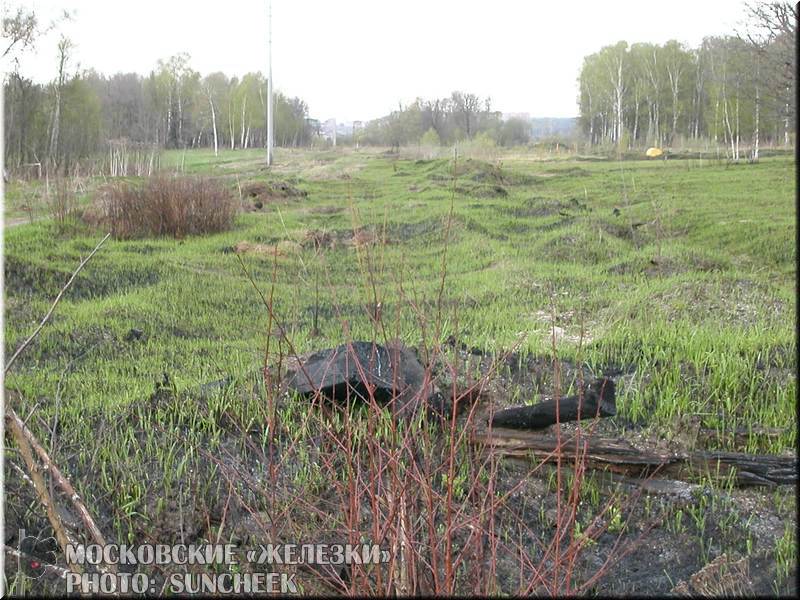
[739,1,797,147]
[450,91,482,139]
[661,41,693,142]
[576,26,786,154]
[48,35,73,167]
[58,74,102,170]
[2,4,69,68]
[202,72,228,155]
[420,127,441,147]
[2,5,37,63]
[420,99,446,139]
[153,53,198,148]
[274,92,312,147]
[498,118,531,146]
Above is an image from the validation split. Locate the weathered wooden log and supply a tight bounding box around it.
[285,341,439,419]
[490,378,616,429]
[472,429,796,487]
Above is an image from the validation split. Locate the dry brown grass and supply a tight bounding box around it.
[671,553,755,596]
[84,176,237,239]
[233,240,301,257]
[47,178,80,228]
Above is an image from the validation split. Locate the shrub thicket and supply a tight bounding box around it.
[85,176,237,239]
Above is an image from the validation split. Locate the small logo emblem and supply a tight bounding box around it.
[17,529,58,579]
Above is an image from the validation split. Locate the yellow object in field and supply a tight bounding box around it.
[646,147,663,158]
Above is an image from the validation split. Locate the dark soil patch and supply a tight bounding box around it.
[463,217,501,240]
[4,255,161,301]
[455,183,508,198]
[607,254,728,278]
[502,198,572,218]
[120,242,161,255]
[599,220,646,243]
[307,205,345,215]
[574,155,610,162]
[531,217,574,232]
[386,218,447,242]
[5,325,120,371]
[542,166,591,177]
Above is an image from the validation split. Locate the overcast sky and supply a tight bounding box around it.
[11,0,747,122]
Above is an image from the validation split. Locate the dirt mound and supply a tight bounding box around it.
[241,180,308,210]
[299,227,385,251]
[300,229,337,250]
[426,159,539,197]
[426,158,536,186]
[232,240,301,257]
[346,228,381,248]
[429,159,507,184]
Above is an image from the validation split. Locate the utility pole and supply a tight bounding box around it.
[266,0,274,166]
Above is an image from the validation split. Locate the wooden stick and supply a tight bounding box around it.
[8,408,112,555]
[5,412,82,576]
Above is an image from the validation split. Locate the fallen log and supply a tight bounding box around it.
[490,378,616,429]
[472,429,796,487]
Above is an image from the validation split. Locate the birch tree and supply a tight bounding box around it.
[48,35,73,168]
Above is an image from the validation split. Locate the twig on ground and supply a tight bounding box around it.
[10,409,112,553]
[5,412,82,576]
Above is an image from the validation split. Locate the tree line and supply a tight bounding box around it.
[358,92,533,149]
[577,4,796,159]
[4,47,315,173]
[3,2,794,174]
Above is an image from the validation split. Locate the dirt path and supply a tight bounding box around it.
[4,216,41,228]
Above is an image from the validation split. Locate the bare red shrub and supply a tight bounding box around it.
[86,176,237,239]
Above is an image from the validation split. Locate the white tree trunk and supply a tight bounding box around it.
[615,59,624,143]
[722,84,735,160]
[228,98,235,149]
[166,88,172,146]
[784,85,790,147]
[208,96,218,156]
[752,82,759,162]
[240,96,248,148]
[734,91,740,160]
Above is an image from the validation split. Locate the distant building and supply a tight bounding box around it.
[306,118,321,136]
[322,118,337,144]
[502,112,531,122]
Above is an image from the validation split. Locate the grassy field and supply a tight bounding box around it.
[4,147,796,594]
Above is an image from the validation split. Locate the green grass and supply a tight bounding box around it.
[3,147,796,594]
[6,149,794,441]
